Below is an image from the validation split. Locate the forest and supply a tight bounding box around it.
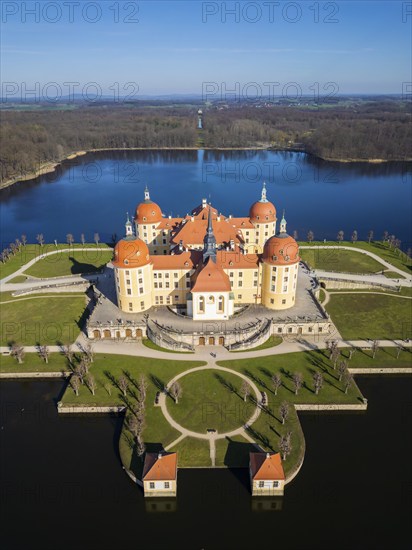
[1,99,411,184]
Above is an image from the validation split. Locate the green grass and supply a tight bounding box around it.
[299,240,412,275]
[318,289,326,303]
[0,352,70,372]
[230,336,282,352]
[384,271,405,279]
[170,437,212,468]
[142,338,193,354]
[24,249,113,278]
[0,294,86,345]
[215,435,257,468]
[340,347,412,368]
[325,293,412,340]
[299,247,384,273]
[0,243,111,279]
[166,370,254,433]
[8,275,28,283]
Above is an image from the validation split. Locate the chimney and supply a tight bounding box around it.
[229,214,232,219]
[179,240,184,252]
[191,216,194,222]
[230,239,235,251]
[158,453,163,460]
[202,198,207,208]
[266,452,270,459]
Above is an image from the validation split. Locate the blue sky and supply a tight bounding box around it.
[1,1,411,97]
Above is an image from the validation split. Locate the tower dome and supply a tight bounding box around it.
[135,186,163,224]
[112,236,150,269]
[249,182,276,223]
[262,233,300,265]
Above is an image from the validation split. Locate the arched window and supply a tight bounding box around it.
[208,295,215,304]
[218,295,224,312]
[198,296,205,313]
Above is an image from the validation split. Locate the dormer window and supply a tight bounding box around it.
[143,217,147,221]
[124,259,129,265]
[272,255,278,261]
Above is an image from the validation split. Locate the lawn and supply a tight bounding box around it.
[0,243,111,279]
[0,352,70,373]
[231,336,282,352]
[215,434,257,468]
[0,294,87,345]
[299,241,412,275]
[170,437,212,468]
[325,293,412,340]
[142,338,193,354]
[340,346,412,368]
[166,370,255,433]
[299,247,384,273]
[24,249,113,278]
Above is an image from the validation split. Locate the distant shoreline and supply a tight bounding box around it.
[1,147,410,190]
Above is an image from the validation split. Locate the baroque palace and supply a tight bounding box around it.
[87,184,331,349]
[114,184,299,318]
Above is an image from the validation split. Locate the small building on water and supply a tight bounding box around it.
[249,452,285,496]
[142,452,177,497]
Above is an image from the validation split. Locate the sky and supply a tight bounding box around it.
[1,0,411,99]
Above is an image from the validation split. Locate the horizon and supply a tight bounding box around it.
[1,0,411,100]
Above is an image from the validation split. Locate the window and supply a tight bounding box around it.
[140,301,144,310]
[144,233,147,237]
[158,273,162,278]
[238,281,242,287]
[273,481,279,488]
[253,280,258,287]
[139,287,143,294]
[285,267,289,272]
[258,481,264,488]
[199,296,205,313]
[163,239,166,244]
[125,270,130,276]
[272,276,276,282]
[270,298,274,304]
[164,482,170,489]
[284,277,288,282]
[186,282,190,288]
[319,327,323,333]
[153,240,157,245]
[126,279,131,285]
[218,295,224,312]
[271,285,276,292]
[155,296,159,304]
[175,295,179,301]
[288,327,293,333]
[154,273,157,279]
[239,272,243,277]
[282,299,286,304]
[154,282,158,289]
[138,278,143,284]
[283,285,288,292]
[277,327,282,333]
[308,327,313,332]
[174,273,178,278]
[174,282,179,289]
[165,273,169,278]
[138,269,142,275]
[127,289,131,295]
[149,482,155,489]
[165,282,170,288]
[166,296,171,304]
[230,272,234,278]
[128,303,133,311]
[159,283,163,289]
[159,296,164,304]
[238,294,242,299]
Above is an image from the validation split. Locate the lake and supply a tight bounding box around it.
[0,375,411,549]
[0,150,411,247]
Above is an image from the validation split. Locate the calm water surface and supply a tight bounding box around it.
[1,376,411,550]
[1,150,411,246]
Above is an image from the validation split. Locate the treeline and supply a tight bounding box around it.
[1,101,411,183]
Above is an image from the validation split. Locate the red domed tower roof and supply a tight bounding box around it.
[112,237,150,269]
[262,233,300,266]
[135,186,163,224]
[249,182,276,223]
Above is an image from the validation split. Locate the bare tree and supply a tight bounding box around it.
[337,360,348,382]
[292,373,303,395]
[104,382,112,396]
[36,233,45,246]
[313,372,323,395]
[367,230,374,244]
[94,232,100,246]
[62,344,74,366]
[240,379,250,402]
[348,347,357,360]
[351,230,358,244]
[66,233,74,246]
[279,401,289,425]
[38,345,49,364]
[343,372,353,394]
[84,343,94,363]
[86,373,97,396]
[307,230,314,243]
[80,233,86,246]
[271,373,282,396]
[396,345,403,359]
[279,433,292,461]
[170,381,183,404]
[136,438,146,461]
[331,346,340,369]
[74,362,87,385]
[371,340,379,359]
[137,373,148,403]
[118,375,128,397]
[71,375,80,397]
[337,230,344,243]
[11,343,25,364]
[21,234,27,246]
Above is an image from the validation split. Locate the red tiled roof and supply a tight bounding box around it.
[151,250,201,270]
[191,257,231,292]
[142,452,177,481]
[250,452,285,481]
